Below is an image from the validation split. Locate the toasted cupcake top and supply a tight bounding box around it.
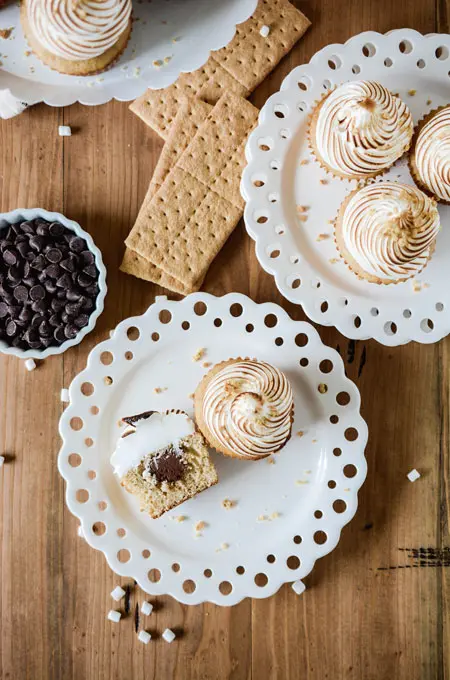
[110,410,195,479]
[26,0,131,61]
[202,360,293,459]
[412,106,450,202]
[340,182,439,281]
[314,81,413,178]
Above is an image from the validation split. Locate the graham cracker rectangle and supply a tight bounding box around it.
[121,97,213,292]
[129,0,310,139]
[126,94,258,289]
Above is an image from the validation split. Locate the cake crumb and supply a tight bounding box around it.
[257,514,269,522]
[316,233,330,241]
[423,282,430,289]
[296,480,309,485]
[328,219,334,225]
[312,439,318,443]
[320,179,328,185]
[203,361,212,368]
[297,430,304,437]
[153,386,167,394]
[222,498,236,510]
[163,55,172,64]
[270,511,280,520]
[170,515,187,523]
[329,257,340,264]
[300,159,309,166]
[153,59,163,68]
[318,383,327,394]
[24,50,31,57]
[192,348,206,362]
[412,280,422,293]
[426,99,432,106]
[267,456,275,465]
[297,214,308,222]
[194,521,206,532]
[188,392,195,400]
[0,28,13,39]
[296,205,308,213]
[221,542,229,550]
[172,36,181,43]
[407,89,416,96]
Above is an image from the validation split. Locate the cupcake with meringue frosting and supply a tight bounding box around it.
[409,105,450,204]
[194,359,294,461]
[21,0,132,76]
[334,181,440,284]
[309,80,413,180]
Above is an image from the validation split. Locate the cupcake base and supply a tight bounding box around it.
[334,189,435,285]
[20,2,132,76]
[408,105,450,206]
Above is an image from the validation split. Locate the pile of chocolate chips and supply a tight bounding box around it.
[0,217,100,351]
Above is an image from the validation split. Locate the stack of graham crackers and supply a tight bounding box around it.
[122,0,310,295]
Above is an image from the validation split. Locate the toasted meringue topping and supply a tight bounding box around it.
[202,360,293,459]
[26,0,132,62]
[315,81,413,178]
[341,181,440,281]
[413,107,450,202]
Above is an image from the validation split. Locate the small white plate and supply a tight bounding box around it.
[0,208,107,360]
[0,0,257,106]
[58,293,367,606]
[242,29,450,346]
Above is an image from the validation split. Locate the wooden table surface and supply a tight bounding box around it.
[1,1,449,679]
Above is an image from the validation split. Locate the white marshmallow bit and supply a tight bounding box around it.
[407,468,421,482]
[162,628,176,643]
[107,610,121,623]
[111,586,126,602]
[25,359,36,372]
[292,579,305,595]
[0,456,5,467]
[141,601,153,616]
[58,125,72,137]
[138,630,152,644]
[77,525,84,538]
[60,388,70,403]
[260,24,270,37]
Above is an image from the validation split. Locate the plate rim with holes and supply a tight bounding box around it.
[57,293,368,606]
[241,29,450,346]
[0,208,107,360]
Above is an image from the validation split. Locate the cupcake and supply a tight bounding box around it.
[334,181,440,284]
[21,0,132,76]
[409,105,450,204]
[194,359,294,461]
[309,81,413,180]
[110,410,218,518]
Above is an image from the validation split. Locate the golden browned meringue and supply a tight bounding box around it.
[410,106,450,203]
[336,181,440,282]
[197,359,294,460]
[312,81,413,179]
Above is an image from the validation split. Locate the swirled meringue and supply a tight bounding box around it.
[312,81,413,179]
[337,181,439,282]
[410,106,450,203]
[198,359,294,460]
[24,0,132,62]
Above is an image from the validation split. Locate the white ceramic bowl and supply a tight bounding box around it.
[0,208,107,360]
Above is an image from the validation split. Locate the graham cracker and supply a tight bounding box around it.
[130,0,310,139]
[125,94,258,289]
[121,97,213,291]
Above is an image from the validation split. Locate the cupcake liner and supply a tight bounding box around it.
[408,104,450,206]
[333,186,436,286]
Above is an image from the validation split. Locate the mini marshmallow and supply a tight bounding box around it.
[60,388,70,403]
[25,359,36,372]
[162,628,176,643]
[141,601,153,616]
[77,525,84,538]
[292,579,305,595]
[260,24,270,37]
[107,610,121,623]
[111,586,126,602]
[407,469,421,482]
[0,456,5,467]
[138,630,152,644]
[58,125,72,137]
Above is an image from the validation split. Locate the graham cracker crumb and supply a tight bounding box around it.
[329,257,340,264]
[192,348,206,362]
[267,456,275,465]
[423,282,430,289]
[296,205,308,213]
[164,56,172,64]
[312,439,318,443]
[203,361,212,368]
[426,99,432,106]
[317,233,330,242]
[24,50,32,57]
[412,280,422,293]
[320,179,328,185]
[297,430,304,437]
[296,480,309,485]
[222,499,236,510]
[117,419,123,427]
[257,514,269,522]
[300,159,309,166]
[221,542,229,550]
[297,214,308,222]
[344,488,350,492]
[0,28,13,39]
[188,392,195,400]
[328,219,335,225]
[170,515,187,523]
[172,36,181,43]
[153,59,163,68]
[407,89,416,96]
[318,383,327,394]
[270,512,280,520]
[194,521,206,532]
[153,386,167,394]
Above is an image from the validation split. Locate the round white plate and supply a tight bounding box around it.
[58,293,367,606]
[242,29,450,346]
[0,0,257,106]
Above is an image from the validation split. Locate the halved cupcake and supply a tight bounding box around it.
[334,181,440,284]
[111,410,218,518]
[309,80,413,180]
[409,105,450,204]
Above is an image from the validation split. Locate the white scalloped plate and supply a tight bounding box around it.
[58,293,367,606]
[242,29,450,346]
[0,0,257,106]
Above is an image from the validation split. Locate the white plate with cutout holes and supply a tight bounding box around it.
[242,29,450,346]
[57,293,368,606]
[0,0,257,106]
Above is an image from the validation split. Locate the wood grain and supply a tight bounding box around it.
[0,1,449,679]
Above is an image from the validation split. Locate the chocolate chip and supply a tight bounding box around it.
[66,289,81,302]
[29,235,46,252]
[56,290,66,300]
[46,248,62,264]
[31,314,45,329]
[13,285,28,302]
[81,297,94,312]
[60,255,77,273]
[17,241,30,258]
[61,312,70,324]
[19,308,32,322]
[31,300,47,314]
[20,221,35,234]
[40,337,53,348]
[77,272,92,288]
[83,264,97,278]
[54,327,66,343]
[69,236,85,253]
[64,323,78,339]
[49,222,64,237]
[39,320,52,337]
[45,264,61,279]
[44,280,57,295]
[65,301,81,317]
[51,299,65,313]
[30,284,45,301]
[74,314,89,328]
[49,314,60,327]
[6,320,17,337]
[3,249,17,266]
[0,302,8,318]
[30,254,46,271]
[80,250,95,266]
[56,273,71,289]
[23,276,37,288]
[7,266,21,283]
[8,305,21,319]
[86,283,99,297]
